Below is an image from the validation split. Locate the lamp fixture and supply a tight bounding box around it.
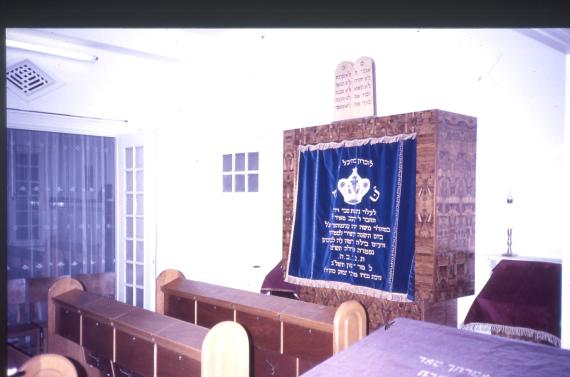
[6,39,99,63]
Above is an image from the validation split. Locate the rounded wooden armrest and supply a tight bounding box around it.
[333,300,367,353]
[155,269,185,314]
[201,321,250,377]
[18,353,79,377]
[47,277,83,353]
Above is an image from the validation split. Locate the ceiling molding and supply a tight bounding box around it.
[7,108,138,137]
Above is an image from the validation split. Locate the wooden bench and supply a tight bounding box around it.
[7,278,43,355]
[156,269,367,377]
[6,272,116,356]
[47,276,249,377]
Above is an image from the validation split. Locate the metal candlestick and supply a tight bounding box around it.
[502,195,516,257]
[503,228,515,257]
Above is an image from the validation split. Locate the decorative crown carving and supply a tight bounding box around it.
[337,167,370,205]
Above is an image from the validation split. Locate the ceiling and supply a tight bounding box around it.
[6,28,570,66]
[518,28,570,54]
[42,28,570,57]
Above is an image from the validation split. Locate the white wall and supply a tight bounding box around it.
[562,55,570,349]
[6,29,567,341]
[150,28,566,295]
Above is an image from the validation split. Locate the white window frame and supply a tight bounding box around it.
[222,151,259,193]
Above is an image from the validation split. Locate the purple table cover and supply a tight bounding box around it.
[301,317,570,377]
[464,259,561,339]
[260,261,300,297]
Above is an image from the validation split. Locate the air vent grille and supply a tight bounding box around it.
[6,59,57,100]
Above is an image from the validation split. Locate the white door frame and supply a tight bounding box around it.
[116,131,157,310]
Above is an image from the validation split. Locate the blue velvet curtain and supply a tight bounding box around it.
[286,135,416,301]
[6,129,115,280]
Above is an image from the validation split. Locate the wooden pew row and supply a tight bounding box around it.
[7,272,115,355]
[156,269,367,377]
[47,276,249,377]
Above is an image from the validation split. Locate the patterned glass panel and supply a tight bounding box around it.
[126,286,133,305]
[16,212,28,224]
[248,173,259,192]
[136,194,144,215]
[126,194,133,215]
[136,217,144,238]
[235,174,245,192]
[30,167,39,180]
[126,171,133,192]
[125,147,133,169]
[136,288,144,308]
[248,152,259,170]
[223,175,232,192]
[136,170,144,191]
[136,241,144,262]
[16,152,28,165]
[126,240,133,261]
[223,154,232,172]
[136,264,144,286]
[126,262,133,285]
[32,227,39,240]
[16,226,27,240]
[235,153,245,171]
[126,217,133,238]
[135,147,144,169]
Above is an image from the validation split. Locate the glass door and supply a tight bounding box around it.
[116,132,156,309]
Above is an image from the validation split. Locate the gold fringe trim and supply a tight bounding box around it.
[285,275,411,303]
[461,322,561,347]
[298,133,417,152]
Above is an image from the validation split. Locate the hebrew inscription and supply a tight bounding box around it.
[334,57,376,121]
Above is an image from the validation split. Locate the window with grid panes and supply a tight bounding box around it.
[14,147,41,243]
[222,152,259,193]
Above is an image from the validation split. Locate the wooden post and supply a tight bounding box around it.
[155,269,185,314]
[333,300,367,354]
[47,277,83,353]
[201,321,249,377]
[18,353,79,377]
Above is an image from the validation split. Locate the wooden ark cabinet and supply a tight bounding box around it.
[282,109,477,329]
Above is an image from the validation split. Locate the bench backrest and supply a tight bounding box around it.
[48,276,249,377]
[156,269,367,376]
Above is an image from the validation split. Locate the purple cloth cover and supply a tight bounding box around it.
[260,262,300,296]
[464,259,561,338]
[301,317,570,377]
